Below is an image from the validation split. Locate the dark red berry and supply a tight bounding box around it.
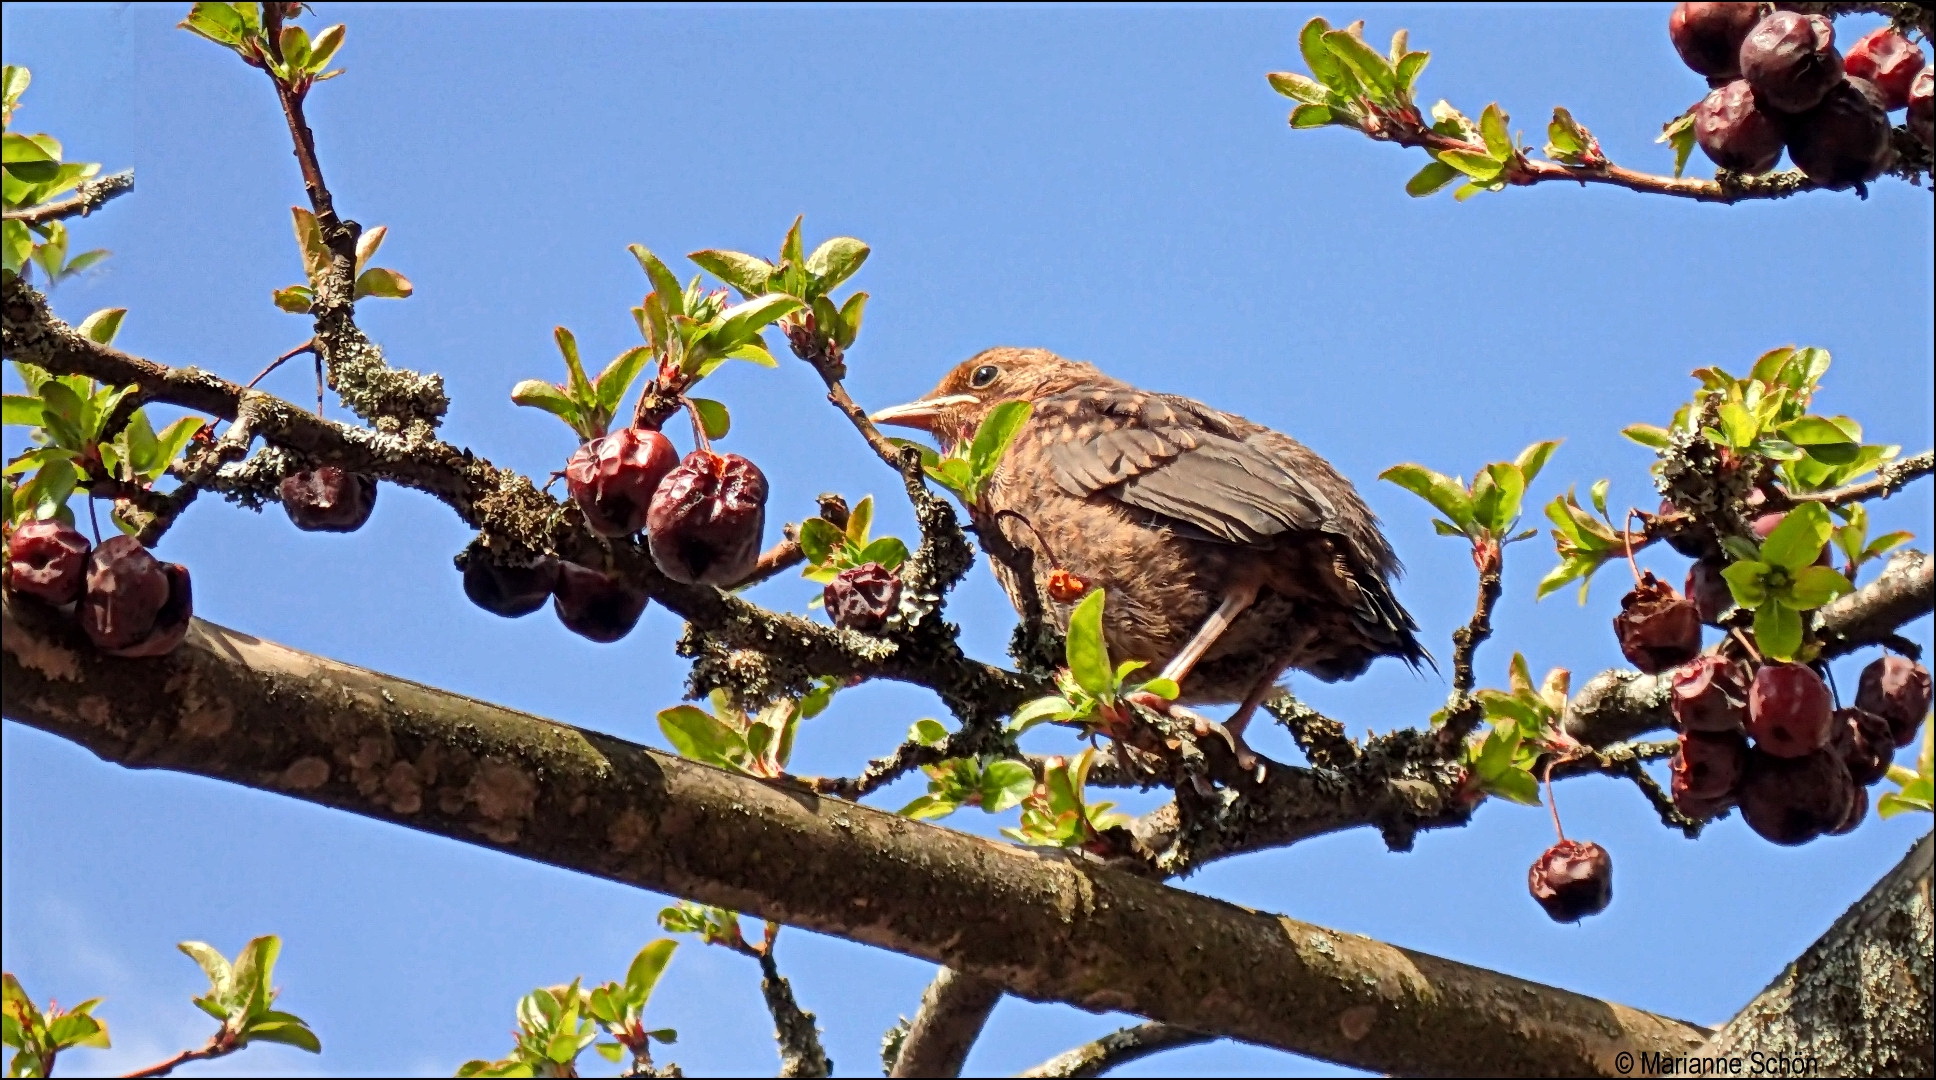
[1674,729,1749,800]
[1785,77,1894,189]
[551,561,648,643]
[1909,68,1933,145]
[646,451,767,586]
[1657,499,1707,559]
[1528,840,1612,923]
[1046,568,1090,604]
[1828,783,1867,836]
[565,428,679,538]
[1613,572,1702,674]
[1695,80,1785,173]
[462,552,559,618]
[1856,655,1932,748]
[823,562,902,633]
[1670,655,1751,733]
[1740,11,1843,114]
[280,467,377,533]
[1685,559,1734,625]
[1670,3,1763,79]
[1748,662,1834,757]
[5,518,91,604]
[78,535,193,658]
[1843,26,1926,111]
[1738,747,1853,846]
[1830,706,1894,787]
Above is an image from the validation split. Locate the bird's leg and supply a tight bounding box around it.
[1155,579,1261,688]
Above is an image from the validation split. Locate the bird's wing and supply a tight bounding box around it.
[1037,389,1341,545]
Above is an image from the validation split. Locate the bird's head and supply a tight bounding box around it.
[870,347,1104,452]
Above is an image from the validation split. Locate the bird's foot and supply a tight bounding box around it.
[1122,691,1262,779]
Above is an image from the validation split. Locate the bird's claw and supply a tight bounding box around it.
[1190,716,1262,777]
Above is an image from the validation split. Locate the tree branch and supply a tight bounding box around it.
[1,597,1710,1078]
[755,948,832,1078]
[2,170,135,225]
[1786,449,1934,507]
[1017,1022,1212,1078]
[888,968,1004,1078]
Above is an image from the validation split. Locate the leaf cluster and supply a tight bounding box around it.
[899,751,1035,822]
[179,3,346,93]
[1878,722,1934,819]
[690,216,869,357]
[1268,18,1429,135]
[178,935,322,1055]
[272,208,413,314]
[1006,590,1178,739]
[2,973,110,1079]
[657,684,837,780]
[1381,440,1557,568]
[797,495,908,592]
[1002,747,1132,850]
[1462,654,1571,805]
[509,328,651,443]
[458,942,681,1077]
[2,67,110,281]
[1718,503,1851,662]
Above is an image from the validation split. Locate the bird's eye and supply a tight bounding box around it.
[970,364,1000,389]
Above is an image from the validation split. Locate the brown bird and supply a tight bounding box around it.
[872,347,1426,749]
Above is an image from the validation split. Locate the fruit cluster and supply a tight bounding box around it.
[5,520,194,658]
[1672,4,1929,187]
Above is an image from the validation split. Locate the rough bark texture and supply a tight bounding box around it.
[1017,1022,1212,1077]
[1670,832,1933,1078]
[1,596,1710,1078]
[889,968,1005,1078]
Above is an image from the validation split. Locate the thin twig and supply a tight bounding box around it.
[2,170,134,225]
[122,1040,234,1079]
[1017,1022,1213,1078]
[888,968,1003,1078]
[1786,449,1934,507]
[755,945,833,1078]
[244,339,316,390]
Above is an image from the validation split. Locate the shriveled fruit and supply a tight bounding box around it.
[79,535,193,658]
[1748,662,1834,757]
[1843,26,1926,111]
[1613,572,1702,673]
[281,467,378,533]
[1528,840,1613,923]
[1686,559,1734,625]
[646,451,768,586]
[1740,11,1843,114]
[5,518,91,604]
[1670,3,1763,79]
[551,561,648,643]
[1671,655,1751,733]
[1695,79,1785,172]
[1674,729,1749,800]
[565,428,679,538]
[462,552,559,618]
[824,562,902,633]
[1785,77,1894,188]
[1658,499,1706,558]
[1828,784,1867,836]
[1738,747,1854,846]
[1830,706,1894,787]
[1855,654,1932,747]
[1910,68,1933,145]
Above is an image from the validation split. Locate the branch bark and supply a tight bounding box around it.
[888,968,1004,1078]
[1,170,134,225]
[1669,831,1933,1078]
[1,597,1708,1078]
[1017,1022,1212,1078]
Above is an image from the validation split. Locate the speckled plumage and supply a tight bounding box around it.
[889,347,1426,707]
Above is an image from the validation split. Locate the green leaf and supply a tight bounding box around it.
[75,307,126,345]
[689,397,730,440]
[2,393,44,427]
[1007,696,1070,735]
[1753,602,1803,662]
[835,291,867,349]
[1379,464,1473,531]
[593,346,651,417]
[857,536,908,570]
[1405,160,1460,197]
[1437,148,1502,181]
[1783,565,1852,609]
[1064,590,1112,698]
[1135,676,1179,701]
[278,25,311,71]
[552,327,593,409]
[272,285,314,313]
[909,718,950,746]
[657,705,744,767]
[245,1018,320,1053]
[509,380,583,431]
[629,245,686,316]
[624,940,677,1004]
[711,294,803,349]
[1289,104,1335,128]
[967,400,1032,489]
[1512,440,1560,486]
[1478,103,1512,159]
[307,24,345,70]
[980,761,1036,813]
[177,941,232,996]
[1298,18,1353,95]
[1621,423,1671,449]
[230,935,281,1015]
[1657,110,1696,178]
[804,237,869,290]
[1486,767,1542,805]
[689,249,777,298]
[1266,71,1328,104]
[352,266,413,299]
[1470,462,1525,535]
[1396,50,1430,90]
[1322,27,1398,99]
[899,793,960,821]
[1721,560,1771,608]
[1761,503,1831,571]
[797,517,843,567]
[1864,531,1913,560]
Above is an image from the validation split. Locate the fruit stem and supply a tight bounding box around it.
[681,396,711,454]
[86,495,101,545]
[1543,757,1565,842]
[1730,627,1764,664]
[1622,508,1645,585]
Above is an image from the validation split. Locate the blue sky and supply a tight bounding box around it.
[3,3,1931,1077]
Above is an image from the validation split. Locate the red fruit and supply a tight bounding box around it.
[1738,747,1854,846]
[1613,572,1702,674]
[1670,3,1764,79]
[1695,80,1786,173]
[1856,655,1932,747]
[1830,706,1894,787]
[1828,783,1867,836]
[551,561,648,643]
[1657,499,1707,559]
[1748,662,1834,757]
[281,467,377,533]
[5,518,91,604]
[1674,729,1749,800]
[1670,655,1751,733]
[78,535,193,658]
[646,451,767,586]
[1843,26,1926,111]
[823,562,902,633]
[1785,77,1895,189]
[1528,840,1612,923]
[565,428,679,538]
[1740,11,1843,114]
[1910,68,1933,145]
[1685,559,1734,625]
[462,552,559,618]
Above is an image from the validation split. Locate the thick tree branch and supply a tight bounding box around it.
[1,598,1709,1078]
[1,169,135,225]
[889,968,1004,1078]
[1018,1022,1212,1078]
[1669,831,1933,1077]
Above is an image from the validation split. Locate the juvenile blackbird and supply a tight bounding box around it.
[873,348,1427,744]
